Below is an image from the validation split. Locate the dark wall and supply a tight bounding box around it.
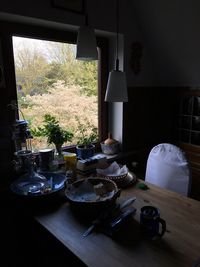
[0,35,17,188]
[123,86,178,151]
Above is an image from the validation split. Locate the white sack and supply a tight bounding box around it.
[145,143,191,196]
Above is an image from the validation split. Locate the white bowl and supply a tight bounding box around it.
[100,141,119,155]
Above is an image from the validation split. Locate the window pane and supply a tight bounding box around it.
[12,36,98,151]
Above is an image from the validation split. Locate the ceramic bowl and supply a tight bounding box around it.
[100,141,119,155]
[65,177,120,217]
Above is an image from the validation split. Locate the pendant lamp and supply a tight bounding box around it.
[76,0,98,60]
[105,0,128,102]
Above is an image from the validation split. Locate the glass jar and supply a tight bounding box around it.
[63,152,77,183]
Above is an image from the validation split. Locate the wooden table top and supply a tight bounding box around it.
[35,180,200,267]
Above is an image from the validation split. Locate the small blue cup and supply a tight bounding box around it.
[140,206,166,240]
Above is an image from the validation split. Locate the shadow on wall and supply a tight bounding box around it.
[123,86,178,151]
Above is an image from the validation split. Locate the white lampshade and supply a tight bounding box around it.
[105,70,128,102]
[76,25,98,60]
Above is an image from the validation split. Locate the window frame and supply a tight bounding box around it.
[0,21,108,151]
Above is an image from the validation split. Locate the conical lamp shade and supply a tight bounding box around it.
[76,25,98,60]
[105,70,128,102]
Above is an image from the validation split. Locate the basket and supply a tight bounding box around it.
[97,173,128,186]
[96,162,129,187]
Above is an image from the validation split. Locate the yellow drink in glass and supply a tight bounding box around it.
[63,152,77,181]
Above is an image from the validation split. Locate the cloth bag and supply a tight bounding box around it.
[145,143,191,196]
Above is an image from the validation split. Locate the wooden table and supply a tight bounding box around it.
[35,181,200,267]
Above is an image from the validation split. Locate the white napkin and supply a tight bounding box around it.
[96,161,128,176]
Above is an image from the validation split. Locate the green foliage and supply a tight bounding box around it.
[45,42,75,65]
[77,120,98,148]
[45,60,97,96]
[74,61,97,96]
[17,94,33,108]
[15,47,50,95]
[13,39,98,150]
[14,41,97,97]
[31,114,73,146]
[46,62,75,86]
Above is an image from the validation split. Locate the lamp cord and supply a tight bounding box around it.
[84,0,88,26]
[116,0,119,71]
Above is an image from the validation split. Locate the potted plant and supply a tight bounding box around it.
[32,114,73,156]
[76,123,98,159]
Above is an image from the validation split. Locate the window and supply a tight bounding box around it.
[178,93,200,146]
[12,36,99,151]
[0,21,108,151]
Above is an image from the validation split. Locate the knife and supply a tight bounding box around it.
[82,197,137,238]
[119,197,136,210]
[82,223,97,238]
[110,207,137,228]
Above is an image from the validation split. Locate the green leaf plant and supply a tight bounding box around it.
[31,114,73,152]
[76,120,98,148]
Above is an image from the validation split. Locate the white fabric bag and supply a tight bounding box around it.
[145,143,191,196]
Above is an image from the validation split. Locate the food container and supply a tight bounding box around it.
[100,141,119,155]
[100,133,119,155]
[65,177,120,218]
[96,161,137,188]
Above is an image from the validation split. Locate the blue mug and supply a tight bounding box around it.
[140,206,166,240]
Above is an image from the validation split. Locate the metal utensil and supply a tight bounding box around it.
[119,197,136,210]
[82,197,136,237]
[82,207,114,238]
[82,221,98,238]
[110,207,137,228]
